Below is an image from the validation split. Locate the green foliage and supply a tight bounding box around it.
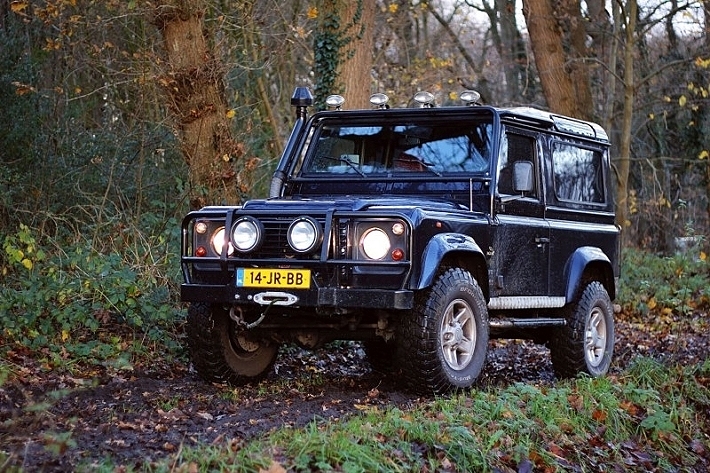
[0,222,184,367]
[313,8,344,106]
[619,247,709,316]
[313,0,364,107]
[0,37,42,169]
[42,430,77,457]
[0,4,189,369]
[2,223,46,272]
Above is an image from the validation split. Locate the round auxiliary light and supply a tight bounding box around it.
[392,222,405,236]
[369,93,390,109]
[325,95,345,110]
[413,91,435,107]
[231,217,263,253]
[288,217,322,253]
[195,221,208,234]
[211,227,235,256]
[361,228,391,260]
[460,90,481,106]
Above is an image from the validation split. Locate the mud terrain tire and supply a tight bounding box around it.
[396,268,489,394]
[186,302,278,385]
[549,281,615,378]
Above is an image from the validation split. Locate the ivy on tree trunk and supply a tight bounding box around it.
[153,1,247,209]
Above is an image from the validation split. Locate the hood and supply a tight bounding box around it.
[241,196,469,213]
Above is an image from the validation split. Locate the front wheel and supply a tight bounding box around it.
[186,303,278,385]
[550,281,615,378]
[396,268,489,394]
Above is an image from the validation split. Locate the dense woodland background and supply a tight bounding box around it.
[0,0,709,352]
[0,0,710,243]
[2,0,710,246]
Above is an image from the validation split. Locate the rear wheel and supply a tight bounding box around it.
[550,281,614,378]
[186,303,278,385]
[396,268,489,394]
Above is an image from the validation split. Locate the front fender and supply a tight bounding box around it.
[415,233,484,290]
[565,246,614,301]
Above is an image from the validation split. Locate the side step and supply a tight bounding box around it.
[489,317,566,331]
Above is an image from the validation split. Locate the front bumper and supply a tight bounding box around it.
[181,284,413,310]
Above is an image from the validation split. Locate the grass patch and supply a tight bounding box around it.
[92,359,710,472]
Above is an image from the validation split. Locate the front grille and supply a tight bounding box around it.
[240,215,330,260]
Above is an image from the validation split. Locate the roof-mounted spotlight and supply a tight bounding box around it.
[369,93,390,109]
[460,90,481,106]
[325,94,345,110]
[413,91,435,108]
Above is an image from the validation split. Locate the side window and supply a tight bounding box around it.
[552,142,605,203]
[497,132,537,196]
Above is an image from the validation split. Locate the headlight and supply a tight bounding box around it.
[211,227,235,256]
[231,217,263,253]
[360,228,391,260]
[288,217,322,253]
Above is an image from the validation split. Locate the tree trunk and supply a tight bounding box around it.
[337,0,375,108]
[154,1,245,209]
[495,0,530,103]
[315,0,375,109]
[559,0,594,121]
[589,0,616,133]
[522,0,584,117]
[616,0,637,236]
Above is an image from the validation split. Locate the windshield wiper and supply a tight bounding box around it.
[419,160,442,176]
[322,155,366,176]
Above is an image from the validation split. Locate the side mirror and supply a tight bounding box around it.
[513,161,534,194]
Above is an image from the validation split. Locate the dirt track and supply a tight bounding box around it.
[1,314,708,471]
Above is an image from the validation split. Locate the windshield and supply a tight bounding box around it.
[300,119,493,176]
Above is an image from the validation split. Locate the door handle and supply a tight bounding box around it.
[535,237,550,247]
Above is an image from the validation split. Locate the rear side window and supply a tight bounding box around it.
[552,142,605,203]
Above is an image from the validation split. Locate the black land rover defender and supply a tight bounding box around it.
[180,87,620,394]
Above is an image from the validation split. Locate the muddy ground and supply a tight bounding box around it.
[1,314,708,471]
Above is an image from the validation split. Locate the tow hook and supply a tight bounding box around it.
[230,305,267,329]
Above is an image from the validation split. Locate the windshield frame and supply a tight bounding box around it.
[289,107,500,182]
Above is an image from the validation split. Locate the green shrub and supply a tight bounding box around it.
[0,222,184,368]
[619,247,709,316]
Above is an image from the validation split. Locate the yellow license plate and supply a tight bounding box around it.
[236,268,311,289]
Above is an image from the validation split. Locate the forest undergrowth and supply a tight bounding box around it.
[0,223,708,472]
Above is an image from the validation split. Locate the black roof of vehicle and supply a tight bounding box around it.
[305,104,608,143]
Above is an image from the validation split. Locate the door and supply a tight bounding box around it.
[491,130,550,299]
